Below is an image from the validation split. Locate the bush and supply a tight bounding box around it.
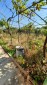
[3,45,15,56]
[16,55,25,66]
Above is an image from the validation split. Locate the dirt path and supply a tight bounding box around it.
[0,46,24,85]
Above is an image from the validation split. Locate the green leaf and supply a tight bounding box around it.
[43,77,47,85]
[12,0,29,15]
[0,21,4,26]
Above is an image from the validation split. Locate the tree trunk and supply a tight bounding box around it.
[8,28,12,45]
[43,36,47,57]
[10,33,12,45]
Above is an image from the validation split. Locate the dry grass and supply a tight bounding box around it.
[0,32,46,57]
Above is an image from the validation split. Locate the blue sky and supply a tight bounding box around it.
[0,0,47,28]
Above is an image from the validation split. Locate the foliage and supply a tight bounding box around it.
[12,0,29,15]
[0,20,4,26]
[28,40,32,49]
[0,19,8,28]
[32,0,46,10]
[35,28,41,35]
[3,45,15,56]
[0,39,7,45]
[40,26,47,36]
[34,39,42,47]
[16,55,25,65]
[43,77,47,85]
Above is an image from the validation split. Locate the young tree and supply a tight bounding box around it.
[0,0,47,57]
[0,19,13,45]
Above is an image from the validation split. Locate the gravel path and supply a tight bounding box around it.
[0,46,24,85]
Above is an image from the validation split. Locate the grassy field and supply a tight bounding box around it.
[0,30,47,85]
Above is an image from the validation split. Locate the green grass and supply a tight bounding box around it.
[2,45,16,56]
[0,39,7,46]
[43,77,47,85]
